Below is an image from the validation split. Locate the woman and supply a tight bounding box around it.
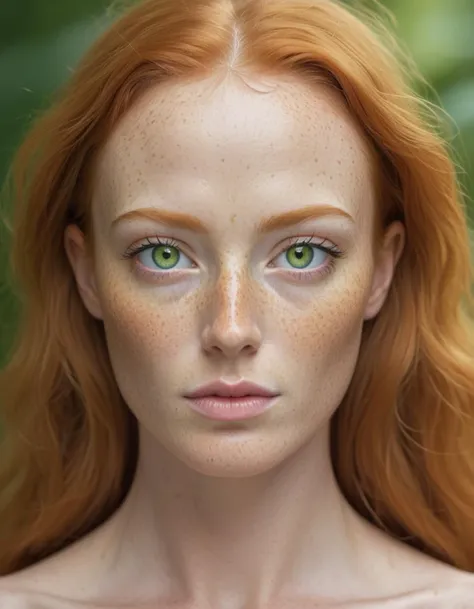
[1,0,474,606]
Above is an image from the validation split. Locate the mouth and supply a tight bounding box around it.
[183,378,281,421]
[184,394,279,421]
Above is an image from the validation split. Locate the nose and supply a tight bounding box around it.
[201,266,262,359]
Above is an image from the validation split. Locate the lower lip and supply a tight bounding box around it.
[185,395,279,421]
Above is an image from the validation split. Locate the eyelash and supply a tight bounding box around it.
[121,234,346,282]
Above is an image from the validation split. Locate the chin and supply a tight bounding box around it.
[164,429,296,478]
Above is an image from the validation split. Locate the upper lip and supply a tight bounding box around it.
[184,379,280,399]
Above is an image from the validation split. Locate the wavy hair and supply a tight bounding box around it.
[1,0,474,575]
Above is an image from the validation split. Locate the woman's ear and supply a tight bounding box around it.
[64,224,104,320]
[364,221,405,321]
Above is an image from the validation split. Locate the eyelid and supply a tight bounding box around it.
[272,234,343,258]
[122,235,193,260]
[122,233,345,270]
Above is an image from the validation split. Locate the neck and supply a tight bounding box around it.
[103,423,379,607]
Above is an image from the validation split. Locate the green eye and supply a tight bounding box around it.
[151,245,180,269]
[285,244,315,269]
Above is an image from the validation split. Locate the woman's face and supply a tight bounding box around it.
[66,71,403,476]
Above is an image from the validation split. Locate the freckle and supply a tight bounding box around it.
[221,158,225,163]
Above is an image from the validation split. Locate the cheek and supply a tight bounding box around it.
[272,270,372,406]
[272,278,371,432]
[279,273,369,351]
[95,267,192,365]
[96,282,199,417]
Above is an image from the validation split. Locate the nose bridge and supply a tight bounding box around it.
[217,262,249,318]
[202,256,262,356]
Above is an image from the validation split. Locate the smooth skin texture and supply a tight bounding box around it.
[2,71,474,608]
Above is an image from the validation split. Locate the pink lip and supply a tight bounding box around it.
[183,379,281,421]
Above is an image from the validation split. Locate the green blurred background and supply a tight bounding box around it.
[1,0,473,367]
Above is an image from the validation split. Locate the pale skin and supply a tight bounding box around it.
[2,70,474,608]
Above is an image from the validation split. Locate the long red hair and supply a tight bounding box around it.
[1,0,474,574]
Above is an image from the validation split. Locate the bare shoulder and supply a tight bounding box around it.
[442,571,474,606]
[406,569,474,608]
[0,538,102,608]
[0,585,77,609]
[0,589,28,609]
[0,588,62,609]
[0,518,116,607]
[0,547,82,608]
[356,516,474,607]
[0,574,61,609]
[0,562,94,609]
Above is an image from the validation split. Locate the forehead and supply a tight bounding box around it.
[94,71,376,225]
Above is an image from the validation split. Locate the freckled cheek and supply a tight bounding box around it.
[97,277,193,361]
[277,277,370,361]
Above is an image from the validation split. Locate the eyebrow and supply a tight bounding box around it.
[111,204,354,234]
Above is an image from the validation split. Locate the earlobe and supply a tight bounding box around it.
[364,221,405,321]
[64,224,104,320]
